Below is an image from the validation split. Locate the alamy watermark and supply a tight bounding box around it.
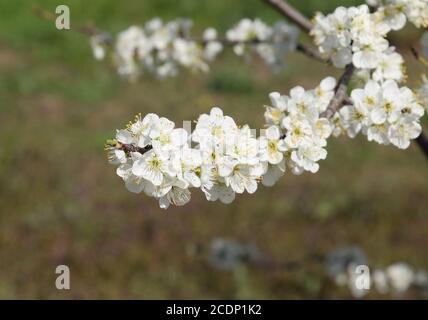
[355,264,371,290]
[55,265,70,290]
[55,5,70,30]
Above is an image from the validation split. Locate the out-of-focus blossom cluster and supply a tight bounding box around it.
[106,79,335,208]
[90,18,299,79]
[92,18,222,79]
[367,0,428,29]
[197,241,428,298]
[327,246,428,298]
[226,18,299,71]
[208,238,264,271]
[334,80,424,149]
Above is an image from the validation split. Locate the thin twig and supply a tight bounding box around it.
[34,5,323,65]
[262,0,313,32]
[296,43,328,64]
[260,0,357,114]
[203,37,327,64]
[321,64,355,119]
[411,47,428,68]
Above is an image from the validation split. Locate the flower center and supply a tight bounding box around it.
[384,101,393,113]
[365,97,375,106]
[268,140,278,153]
[159,133,170,145]
[149,156,161,169]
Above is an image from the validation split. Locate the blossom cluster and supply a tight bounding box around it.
[103,3,428,208]
[90,18,299,79]
[311,3,426,149]
[326,246,428,298]
[311,5,391,69]
[262,77,336,181]
[311,1,427,80]
[106,79,335,208]
[367,0,428,29]
[311,4,409,85]
[335,80,424,149]
[225,18,299,71]
[92,18,223,79]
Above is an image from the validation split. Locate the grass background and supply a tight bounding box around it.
[0,0,427,299]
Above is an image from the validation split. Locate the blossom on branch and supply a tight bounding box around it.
[337,80,425,149]
[311,5,394,70]
[100,0,428,208]
[370,0,428,29]
[90,17,299,79]
[106,78,336,208]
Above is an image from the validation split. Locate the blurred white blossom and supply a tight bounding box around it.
[91,17,298,79]
[226,18,299,72]
[386,263,414,294]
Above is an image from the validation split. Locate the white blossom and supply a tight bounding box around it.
[386,263,414,293]
[336,80,424,149]
[107,78,337,208]
[89,34,108,60]
[368,0,428,29]
[259,126,288,165]
[311,4,401,71]
[372,47,405,83]
[264,78,334,174]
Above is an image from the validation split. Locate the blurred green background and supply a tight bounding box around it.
[0,0,427,299]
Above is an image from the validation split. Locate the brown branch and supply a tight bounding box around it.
[202,37,327,63]
[321,64,355,119]
[36,1,428,160]
[261,0,359,113]
[411,47,428,68]
[118,143,152,155]
[296,43,328,64]
[262,0,313,33]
